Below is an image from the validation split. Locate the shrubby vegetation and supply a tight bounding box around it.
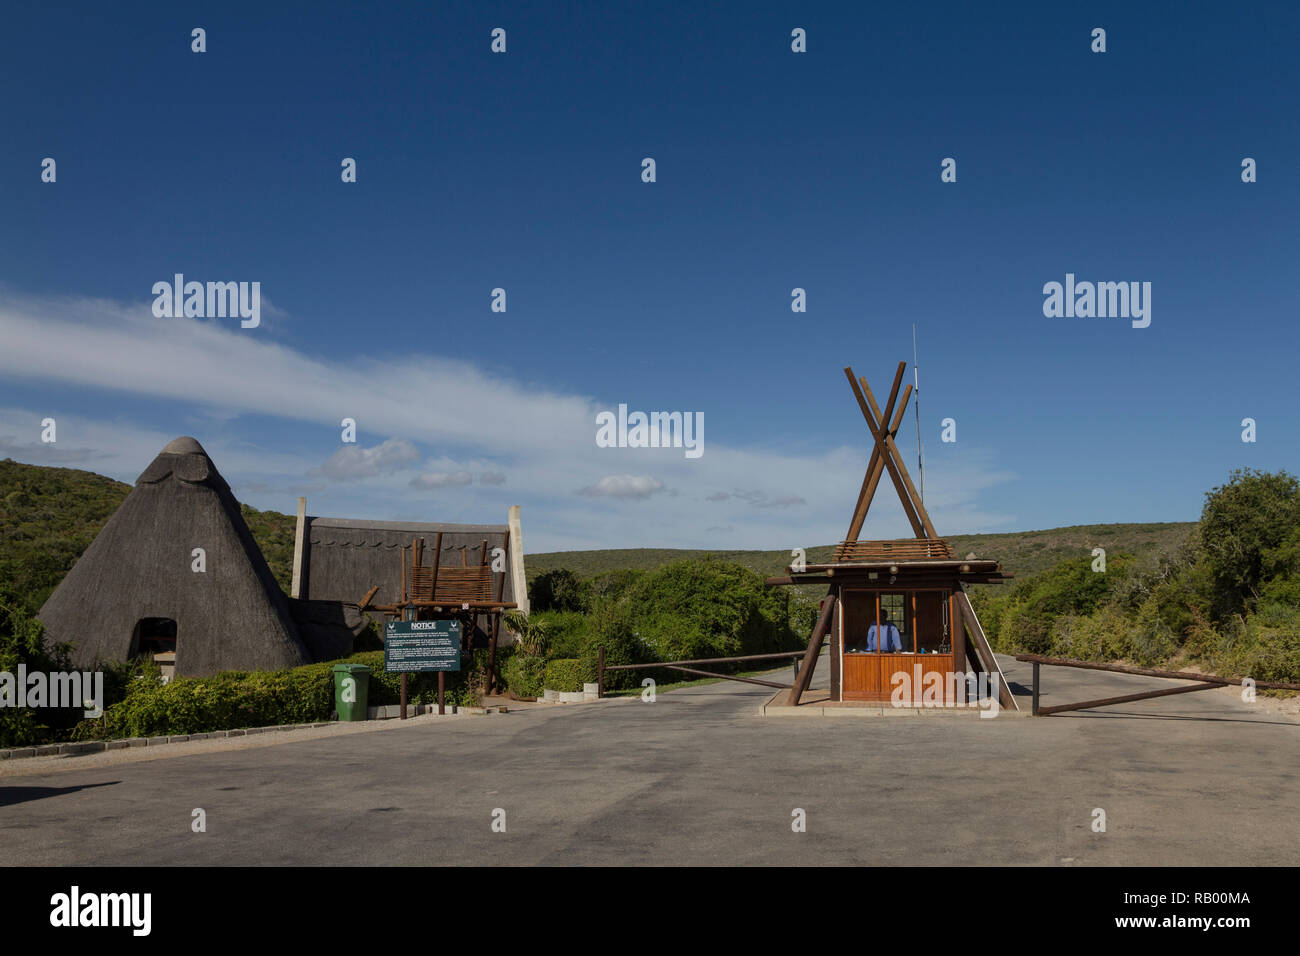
[513,557,813,695]
[69,648,498,742]
[527,568,589,613]
[543,658,585,693]
[978,469,1300,681]
[0,586,76,748]
[0,461,131,614]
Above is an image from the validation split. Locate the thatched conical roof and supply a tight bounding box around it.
[39,437,311,677]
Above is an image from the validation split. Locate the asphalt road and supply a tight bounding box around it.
[2,656,1297,866]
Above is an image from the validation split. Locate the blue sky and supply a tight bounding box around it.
[2,1,1297,552]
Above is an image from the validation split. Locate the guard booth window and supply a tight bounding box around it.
[914,591,950,653]
[877,593,907,650]
[841,589,950,654]
[842,590,912,653]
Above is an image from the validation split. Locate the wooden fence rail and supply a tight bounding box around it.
[596,649,808,697]
[1015,653,1300,716]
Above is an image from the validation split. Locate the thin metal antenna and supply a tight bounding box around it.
[913,324,924,506]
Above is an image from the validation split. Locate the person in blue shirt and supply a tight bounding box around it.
[867,609,903,652]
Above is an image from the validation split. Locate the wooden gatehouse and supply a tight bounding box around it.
[768,363,1017,709]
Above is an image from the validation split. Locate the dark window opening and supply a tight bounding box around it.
[133,618,176,656]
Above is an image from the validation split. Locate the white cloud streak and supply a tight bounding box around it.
[0,292,1017,550]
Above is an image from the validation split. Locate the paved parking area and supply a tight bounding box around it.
[1,656,1296,865]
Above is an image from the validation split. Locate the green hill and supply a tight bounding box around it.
[1,458,1197,613]
[527,522,1198,586]
[0,459,297,612]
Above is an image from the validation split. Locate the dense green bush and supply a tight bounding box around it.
[1200,469,1300,620]
[76,661,336,739]
[975,473,1300,682]
[544,658,585,693]
[504,655,546,698]
[577,598,649,690]
[70,647,497,741]
[528,568,590,613]
[1218,602,1300,684]
[532,610,592,659]
[615,559,804,663]
[587,568,645,603]
[0,589,78,748]
[984,554,1134,654]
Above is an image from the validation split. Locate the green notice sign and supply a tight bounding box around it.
[384,619,462,673]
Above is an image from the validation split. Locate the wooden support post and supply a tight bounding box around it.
[438,672,446,715]
[788,587,837,706]
[400,673,408,720]
[951,591,965,678]
[955,591,1017,711]
[428,531,443,603]
[358,585,379,612]
[486,530,507,696]
[597,645,606,698]
[1032,661,1040,716]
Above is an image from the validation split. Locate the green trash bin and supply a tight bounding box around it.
[333,663,372,721]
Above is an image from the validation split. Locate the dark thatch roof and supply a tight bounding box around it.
[300,517,515,646]
[39,437,313,677]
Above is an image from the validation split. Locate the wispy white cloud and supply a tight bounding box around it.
[309,438,420,481]
[706,488,807,509]
[410,470,473,489]
[0,291,1018,550]
[577,475,666,500]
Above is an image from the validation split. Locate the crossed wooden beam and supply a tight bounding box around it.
[843,362,939,542]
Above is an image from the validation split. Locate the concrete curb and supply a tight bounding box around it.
[0,706,513,762]
[0,720,335,761]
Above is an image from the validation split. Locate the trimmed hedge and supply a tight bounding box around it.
[71,647,502,741]
[504,655,545,698]
[543,658,584,693]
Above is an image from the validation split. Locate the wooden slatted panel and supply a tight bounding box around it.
[410,566,494,602]
[833,538,955,562]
